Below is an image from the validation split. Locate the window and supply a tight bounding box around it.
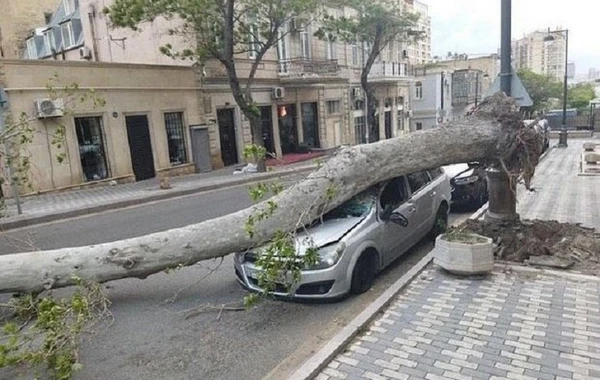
[353,99,364,111]
[415,81,423,99]
[164,112,188,165]
[43,30,55,55]
[26,38,37,59]
[354,116,366,144]
[247,15,260,59]
[61,22,74,49]
[326,100,341,115]
[326,39,336,60]
[380,177,408,210]
[75,116,109,182]
[416,122,423,131]
[406,171,430,194]
[63,0,76,15]
[300,30,310,59]
[351,42,359,66]
[397,110,405,130]
[428,168,443,179]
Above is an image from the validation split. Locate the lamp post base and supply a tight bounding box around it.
[557,130,568,148]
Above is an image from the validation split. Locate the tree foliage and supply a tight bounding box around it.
[315,0,421,142]
[568,82,596,110]
[106,0,321,170]
[517,68,562,112]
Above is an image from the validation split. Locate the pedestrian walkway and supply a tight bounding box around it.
[306,137,600,380]
[0,161,316,230]
[517,138,600,229]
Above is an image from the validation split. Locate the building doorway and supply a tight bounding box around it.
[217,108,238,166]
[301,102,320,148]
[259,106,275,155]
[74,116,109,182]
[385,111,392,139]
[278,104,298,154]
[125,115,156,181]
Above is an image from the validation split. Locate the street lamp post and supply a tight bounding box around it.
[543,28,569,148]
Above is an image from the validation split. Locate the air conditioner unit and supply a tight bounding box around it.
[351,87,363,99]
[34,98,64,118]
[79,46,92,60]
[272,87,285,99]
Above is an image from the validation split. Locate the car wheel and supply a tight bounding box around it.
[350,251,377,295]
[430,204,449,239]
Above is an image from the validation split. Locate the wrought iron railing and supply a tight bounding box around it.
[278,58,340,77]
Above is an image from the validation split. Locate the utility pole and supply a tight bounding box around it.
[0,87,23,215]
[485,0,518,222]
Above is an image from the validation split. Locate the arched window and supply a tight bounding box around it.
[415,81,423,99]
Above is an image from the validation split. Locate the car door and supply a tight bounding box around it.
[377,177,419,267]
[406,170,435,237]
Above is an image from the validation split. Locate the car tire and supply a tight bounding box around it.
[429,203,449,239]
[350,251,377,295]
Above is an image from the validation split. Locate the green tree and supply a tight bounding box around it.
[105,0,320,171]
[315,0,421,142]
[568,82,596,110]
[517,68,562,112]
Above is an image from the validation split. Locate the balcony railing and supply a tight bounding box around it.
[369,62,409,79]
[278,58,340,77]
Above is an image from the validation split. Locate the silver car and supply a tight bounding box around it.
[234,168,452,300]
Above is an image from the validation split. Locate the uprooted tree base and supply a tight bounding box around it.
[456,219,600,275]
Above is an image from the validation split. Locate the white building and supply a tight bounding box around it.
[512,29,567,82]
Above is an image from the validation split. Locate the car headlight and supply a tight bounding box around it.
[454,175,479,185]
[307,242,346,270]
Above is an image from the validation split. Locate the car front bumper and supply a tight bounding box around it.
[450,183,484,206]
[234,256,351,300]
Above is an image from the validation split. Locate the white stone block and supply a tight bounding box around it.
[434,234,494,275]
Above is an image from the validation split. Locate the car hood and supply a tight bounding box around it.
[443,164,474,179]
[294,216,364,254]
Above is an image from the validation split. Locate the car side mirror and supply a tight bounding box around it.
[389,212,409,227]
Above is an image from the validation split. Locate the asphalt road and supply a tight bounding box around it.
[0,182,472,380]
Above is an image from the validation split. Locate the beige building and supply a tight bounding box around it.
[6,0,418,192]
[0,59,210,193]
[512,29,567,82]
[402,0,432,65]
[0,0,61,58]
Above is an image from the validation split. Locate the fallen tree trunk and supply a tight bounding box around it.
[0,94,537,293]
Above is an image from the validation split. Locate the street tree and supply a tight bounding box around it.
[568,82,596,111]
[0,93,542,295]
[314,0,421,142]
[517,68,562,112]
[105,0,321,170]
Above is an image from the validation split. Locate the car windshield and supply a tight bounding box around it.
[324,188,377,220]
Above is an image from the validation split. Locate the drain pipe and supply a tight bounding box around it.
[88,4,100,61]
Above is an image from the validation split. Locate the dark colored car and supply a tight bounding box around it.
[442,163,488,209]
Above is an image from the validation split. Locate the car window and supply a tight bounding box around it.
[379,177,408,210]
[428,168,443,180]
[406,171,431,194]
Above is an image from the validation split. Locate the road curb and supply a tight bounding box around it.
[287,250,435,380]
[0,167,314,231]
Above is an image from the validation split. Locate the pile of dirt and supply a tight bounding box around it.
[456,219,600,275]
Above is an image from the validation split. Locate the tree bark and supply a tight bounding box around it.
[0,94,530,294]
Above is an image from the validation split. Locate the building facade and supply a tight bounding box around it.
[411,66,482,131]
[402,0,432,65]
[434,54,500,96]
[511,29,569,82]
[0,0,61,58]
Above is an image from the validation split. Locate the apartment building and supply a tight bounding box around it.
[511,29,568,82]
[3,0,419,192]
[0,0,60,58]
[434,54,500,96]
[402,0,432,65]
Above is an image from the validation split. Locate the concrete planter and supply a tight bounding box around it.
[434,233,494,275]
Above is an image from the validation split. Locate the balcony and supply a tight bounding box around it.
[368,62,410,82]
[278,58,341,82]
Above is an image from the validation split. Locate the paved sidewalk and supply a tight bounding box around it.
[304,137,600,380]
[0,161,316,230]
[319,267,600,380]
[517,138,600,229]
